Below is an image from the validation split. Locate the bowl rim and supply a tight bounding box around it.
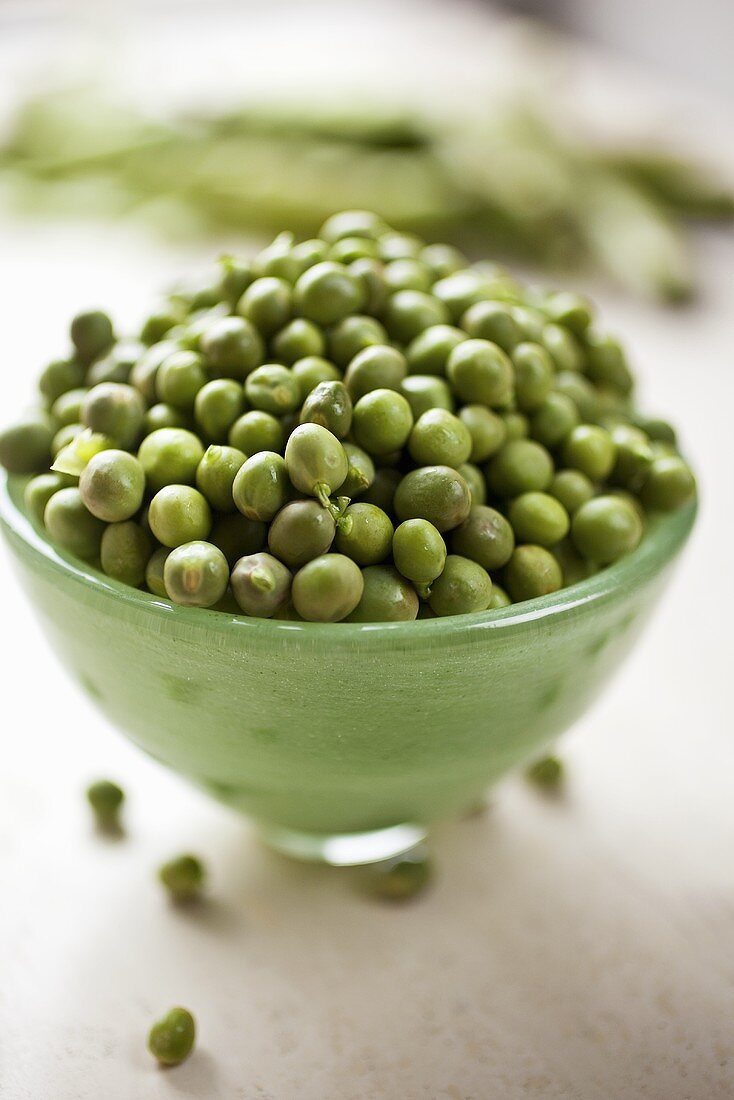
[1,471,696,642]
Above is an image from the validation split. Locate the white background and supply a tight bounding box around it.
[1,3,733,1097]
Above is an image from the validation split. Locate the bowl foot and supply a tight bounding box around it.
[259,821,427,866]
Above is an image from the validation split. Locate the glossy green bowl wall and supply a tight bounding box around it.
[1,474,695,835]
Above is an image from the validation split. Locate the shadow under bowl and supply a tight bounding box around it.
[1,473,696,863]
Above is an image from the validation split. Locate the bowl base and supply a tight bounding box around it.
[259,821,427,866]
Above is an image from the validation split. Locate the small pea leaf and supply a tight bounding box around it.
[51,428,113,477]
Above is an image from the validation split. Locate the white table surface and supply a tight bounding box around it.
[1,7,733,1097]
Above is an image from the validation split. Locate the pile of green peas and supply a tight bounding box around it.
[0,211,696,622]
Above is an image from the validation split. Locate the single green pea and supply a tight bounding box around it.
[367,854,432,901]
[504,545,563,602]
[290,238,329,276]
[400,375,454,420]
[237,276,293,335]
[383,290,449,343]
[79,449,145,522]
[155,351,207,411]
[458,405,506,463]
[553,538,593,586]
[408,408,472,468]
[499,411,528,440]
[70,309,114,364]
[562,424,616,481]
[510,304,547,342]
[348,258,388,316]
[218,255,254,307]
[341,442,375,498]
[447,339,514,408]
[209,513,266,566]
[487,584,511,609]
[138,428,204,492]
[328,315,387,367]
[193,379,244,442]
[291,356,342,401]
[231,552,292,617]
[432,270,493,321]
[294,261,365,326]
[541,323,583,373]
[148,1007,196,1067]
[461,300,521,352]
[383,258,432,293]
[377,232,423,262]
[252,231,300,283]
[195,445,247,511]
[526,754,564,790]
[148,485,212,548]
[228,410,284,457]
[394,465,471,532]
[140,305,182,346]
[420,242,466,278]
[284,423,348,508]
[232,450,290,521]
[200,315,264,379]
[585,331,633,393]
[145,546,170,596]
[24,472,72,523]
[404,321,468,378]
[631,415,677,446]
[458,462,487,507]
[508,492,570,547]
[144,403,191,434]
[609,424,654,490]
[351,388,413,457]
[512,342,555,412]
[343,344,407,402]
[320,209,388,243]
[335,503,394,565]
[329,236,380,264]
[292,553,364,622]
[100,521,152,586]
[80,382,145,450]
[51,423,83,456]
[544,290,593,335]
[451,505,515,571]
[360,467,402,514]
[245,364,301,416]
[130,340,177,403]
[640,456,696,511]
[346,565,419,622]
[272,318,326,364]
[168,268,222,312]
[164,541,229,607]
[549,469,595,514]
[300,381,353,439]
[571,495,643,564]
[176,305,230,352]
[158,854,205,902]
[428,554,493,616]
[268,499,336,568]
[0,416,54,474]
[528,393,579,449]
[554,371,599,421]
[51,387,88,427]
[38,358,86,404]
[392,518,447,586]
[44,487,106,560]
[86,341,142,387]
[86,779,124,830]
[486,439,554,498]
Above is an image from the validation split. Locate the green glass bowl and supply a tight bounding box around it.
[1,473,696,863]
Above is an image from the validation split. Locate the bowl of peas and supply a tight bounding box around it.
[0,211,696,863]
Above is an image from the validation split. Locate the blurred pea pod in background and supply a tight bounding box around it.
[1,87,731,302]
